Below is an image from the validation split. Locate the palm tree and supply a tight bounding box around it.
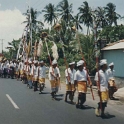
[23,7,44,33]
[42,3,58,26]
[57,0,73,24]
[72,14,83,31]
[78,1,92,35]
[104,3,121,26]
[95,7,108,28]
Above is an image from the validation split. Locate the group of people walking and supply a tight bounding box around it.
[0,58,117,117]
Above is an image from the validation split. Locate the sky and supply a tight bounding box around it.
[0,0,124,52]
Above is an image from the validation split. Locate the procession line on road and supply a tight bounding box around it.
[6,94,19,109]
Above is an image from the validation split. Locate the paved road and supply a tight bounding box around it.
[0,78,124,124]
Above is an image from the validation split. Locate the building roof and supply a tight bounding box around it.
[0,53,4,56]
[102,40,124,51]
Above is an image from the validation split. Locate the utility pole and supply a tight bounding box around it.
[0,39,4,54]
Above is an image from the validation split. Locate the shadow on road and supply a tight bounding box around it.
[54,94,64,101]
[39,92,50,94]
[54,97,63,101]
[55,94,64,97]
[101,113,115,119]
[83,105,95,110]
[110,98,120,101]
[76,105,95,110]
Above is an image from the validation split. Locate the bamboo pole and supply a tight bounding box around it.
[92,10,102,109]
[54,24,71,90]
[76,31,95,100]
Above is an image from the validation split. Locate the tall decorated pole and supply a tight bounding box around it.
[91,10,102,108]
[41,32,52,65]
[54,23,71,90]
[74,26,95,100]
[16,26,27,60]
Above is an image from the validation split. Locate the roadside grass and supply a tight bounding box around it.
[59,66,66,84]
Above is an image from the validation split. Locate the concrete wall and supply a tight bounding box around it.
[103,49,124,77]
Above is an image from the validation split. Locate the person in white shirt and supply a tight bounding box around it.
[15,60,19,80]
[106,62,117,100]
[3,59,8,78]
[1,61,4,77]
[48,60,59,99]
[38,61,49,93]
[94,59,109,117]
[6,61,10,78]
[65,62,76,103]
[13,60,17,78]
[31,60,38,91]
[18,60,24,81]
[23,60,29,84]
[9,60,15,79]
[26,60,33,89]
[55,65,61,94]
[74,60,91,108]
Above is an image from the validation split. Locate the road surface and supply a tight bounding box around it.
[0,78,124,124]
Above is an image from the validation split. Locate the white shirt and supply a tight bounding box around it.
[48,67,59,80]
[31,65,38,78]
[38,66,49,78]
[15,64,19,71]
[3,63,7,69]
[94,69,108,91]
[56,67,61,78]
[106,68,115,79]
[74,69,88,81]
[13,63,16,68]
[23,64,27,71]
[10,63,14,67]
[6,63,10,69]
[65,68,76,84]
[25,65,31,75]
[1,63,4,70]
[18,62,24,70]
[4,62,8,68]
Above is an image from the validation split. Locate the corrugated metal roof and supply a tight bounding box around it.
[102,40,124,51]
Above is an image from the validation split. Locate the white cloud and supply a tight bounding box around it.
[0,9,26,52]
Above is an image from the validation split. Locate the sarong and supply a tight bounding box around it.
[77,81,87,93]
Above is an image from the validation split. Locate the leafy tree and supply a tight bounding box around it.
[95,7,108,28]
[72,14,83,31]
[77,33,96,74]
[78,1,92,35]
[42,3,58,26]
[104,3,121,26]
[57,0,73,24]
[98,24,124,43]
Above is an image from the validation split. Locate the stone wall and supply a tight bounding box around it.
[90,76,124,88]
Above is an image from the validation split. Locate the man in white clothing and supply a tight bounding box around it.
[18,60,24,81]
[95,59,109,117]
[31,60,38,91]
[38,61,49,93]
[48,60,59,99]
[106,62,117,100]
[74,60,91,108]
[65,62,76,103]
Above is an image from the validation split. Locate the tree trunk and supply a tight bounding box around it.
[87,26,89,35]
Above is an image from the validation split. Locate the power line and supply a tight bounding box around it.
[32,0,42,8]
[33,0,50,10]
